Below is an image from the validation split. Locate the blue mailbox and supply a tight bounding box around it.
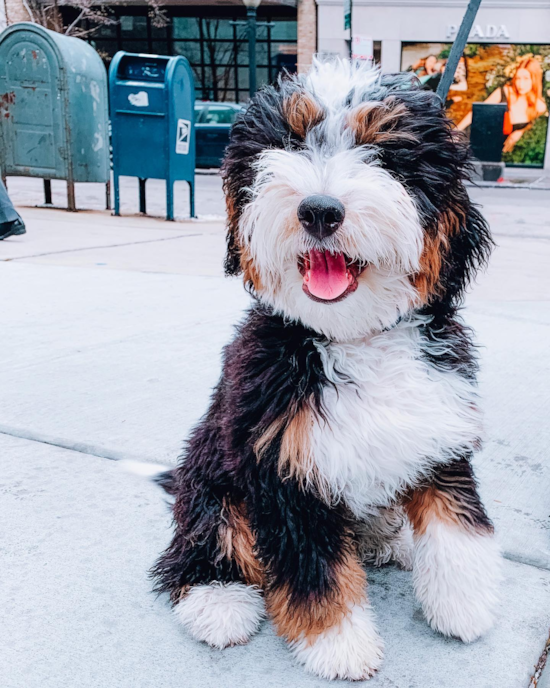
[109,52,196,220]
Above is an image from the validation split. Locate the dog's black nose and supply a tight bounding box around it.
[297,195,345,240]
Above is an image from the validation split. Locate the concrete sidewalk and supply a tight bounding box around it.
[1,182,549,687]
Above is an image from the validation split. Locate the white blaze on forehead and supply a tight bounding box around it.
[303,57,381,112]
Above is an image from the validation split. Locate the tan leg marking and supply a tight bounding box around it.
[255,404,326,497]
[266,551,366,644]
[278,405,315,482]
[219,501,264,587]
[404,484,493,536]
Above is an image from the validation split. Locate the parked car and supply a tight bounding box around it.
[195,102,244,169]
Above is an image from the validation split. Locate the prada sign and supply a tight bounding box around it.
[446,24,511,40]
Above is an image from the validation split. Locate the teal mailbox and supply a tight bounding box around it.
[0,23,110,211]
[109,52,196,220]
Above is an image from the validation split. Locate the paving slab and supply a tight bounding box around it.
[0,206,223,264]
[1,433,549,688]
[0,262,248,464]
[468,302,550,570]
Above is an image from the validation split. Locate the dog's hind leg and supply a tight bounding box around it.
[403,454,502,643]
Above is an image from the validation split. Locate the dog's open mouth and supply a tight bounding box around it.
[298,249,366,304]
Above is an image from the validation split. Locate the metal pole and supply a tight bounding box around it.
[247,7,257,99]
[436,0,483,103]
[114,175,120,216]
[166,178,174,221]
[44,179,52,205]
[139,178,147,214]
[105,181,111,211]
[349,0,353,59]
[67,180,76,212]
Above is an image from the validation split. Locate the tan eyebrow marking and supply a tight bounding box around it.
[283,91,324,138]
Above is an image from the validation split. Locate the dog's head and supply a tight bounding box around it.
[222,59,492,340]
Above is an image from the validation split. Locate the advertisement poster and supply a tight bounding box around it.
[401,43,550,166]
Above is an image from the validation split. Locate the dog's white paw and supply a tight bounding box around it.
[290,602,384,681]
[413,521,502,643]
[174,582,265,649]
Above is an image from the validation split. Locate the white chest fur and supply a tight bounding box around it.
[310,320,482,518]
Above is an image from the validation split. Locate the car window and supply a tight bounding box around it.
[194,104,207,124]
[203,106,238,125]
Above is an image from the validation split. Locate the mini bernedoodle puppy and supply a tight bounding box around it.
[151,59,502,681]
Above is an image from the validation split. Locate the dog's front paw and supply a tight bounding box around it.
[290,602,384,681]
[174,582,265,649]
[414,523,502,643]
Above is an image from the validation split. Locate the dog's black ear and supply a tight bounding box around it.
[436,196,493,307]
[221,86,290,277]
[370,77,493,308]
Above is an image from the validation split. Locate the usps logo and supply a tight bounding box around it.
[176,119,190,155]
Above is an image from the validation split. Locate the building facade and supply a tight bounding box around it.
[318,0,550,167]
[0,0,307,101]
[75,2,300,103]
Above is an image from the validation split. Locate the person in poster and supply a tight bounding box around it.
[401,43,550,166]
[456,56,548,153]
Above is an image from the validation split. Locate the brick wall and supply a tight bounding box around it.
[297,0,317,73]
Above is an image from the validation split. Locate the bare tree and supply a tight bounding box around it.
[200,18,246,102]
[22,0,168,39]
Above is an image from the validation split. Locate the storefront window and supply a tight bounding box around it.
[270,20,297,41]
[84,11,297,104]
[401,42,550,168]
[172,18,201,40]
[172,16,297,102]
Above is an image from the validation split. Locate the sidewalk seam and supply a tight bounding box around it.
[1,233,203,262]
[0,424,167,467]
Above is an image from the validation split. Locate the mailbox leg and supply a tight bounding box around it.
[189,180,196,219]
[67,181,76,212]
[166,179,174,222]
[139,178,147,215]
[114,175,120,216]
[44,180,52,205]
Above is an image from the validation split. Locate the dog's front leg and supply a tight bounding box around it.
[404,454,502,642]
[248,472,383,681]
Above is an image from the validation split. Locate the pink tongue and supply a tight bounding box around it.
[305,249,350,300]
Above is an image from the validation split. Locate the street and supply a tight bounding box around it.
[1,176,549,687]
